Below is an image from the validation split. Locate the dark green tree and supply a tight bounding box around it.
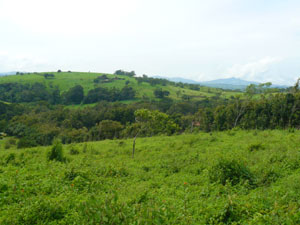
[63,85,84,104]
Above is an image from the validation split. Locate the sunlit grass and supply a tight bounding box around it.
[1,130,300,224]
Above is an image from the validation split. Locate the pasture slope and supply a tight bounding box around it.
[0,71,240,102]
[0,129,300,224]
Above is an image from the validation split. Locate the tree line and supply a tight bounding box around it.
[0,79,299,148]
[0,83,136,105]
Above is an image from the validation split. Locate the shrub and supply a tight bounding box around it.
[17,138,37,149]
[206,201,243,224]
[209,159,255,186]
[5,153,15,164]
[4,142,11,149]
[82,143,88,153]
[47,140,65,162]
[0,183,8,193]
[7,199,66,224]
[64,168,79,181]
[118,141,125,146]
[7,138,17,145]
[248,143,265,152]
[69,146,79,155]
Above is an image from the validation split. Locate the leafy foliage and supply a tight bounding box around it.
[154,88,170,98]
[47,139,65,162]
[114,69,136,77]
[209,159,255,186]
[0,130,300,224]
[63,85,84,105]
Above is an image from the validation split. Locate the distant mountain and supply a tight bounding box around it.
[199,77,259,90]
[166,77,199,84]
[0,72,17,76]
[153,76,288,90]
[200,77,288,89]
[200,77,259,86]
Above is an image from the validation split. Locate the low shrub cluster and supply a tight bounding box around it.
[209,159,255,186]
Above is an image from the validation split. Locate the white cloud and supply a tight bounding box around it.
[227,57,282,82]
[0,0,299,84]
[0,51,49,72]
[0,0,139,35]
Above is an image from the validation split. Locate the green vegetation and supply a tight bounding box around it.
[0,78,299,148]
[0,71,299,223]
[47,139,65,162]
[0,71,238,104]
[0,130,300,224]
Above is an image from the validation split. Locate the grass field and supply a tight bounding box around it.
[0,72,241,102]
[1,130,300,224]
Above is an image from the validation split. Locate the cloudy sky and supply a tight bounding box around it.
[0,0,300,85]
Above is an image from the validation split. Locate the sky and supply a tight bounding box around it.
[0,0,300,85]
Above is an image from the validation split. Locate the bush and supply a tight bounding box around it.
[258,168,280,186]
[7,138,17,145]
[17,138,37,149]
[69,146,79,155]
[209,159,255,186]
[82,143,88,153]
[7,199,66,224]
[248,143,265,152]
[5,153,15,164]
[47,140,65,162]
[4,142,11,149]
[64,168,79,181]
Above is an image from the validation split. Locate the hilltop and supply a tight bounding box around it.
[0,71,241,105]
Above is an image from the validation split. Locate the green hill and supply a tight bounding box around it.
[0,71,241,104]
[0,130,300,224]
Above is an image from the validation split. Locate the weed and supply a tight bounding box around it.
[209,159,255,186]
[69,146,79,155]
[82,143,88,153]
[5,153,15,164]
[248,143,265,152]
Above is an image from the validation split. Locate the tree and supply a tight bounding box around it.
[90,120,123,140]
[232,95,247,128]
[120,86,136,100]
[232,84,258,128]
[245,84,258,96]
[132,109,179,158]
[63,85,84,104]
[288,78,300,127]
[292,78,300,93]
[44,73,55,79]
[114,70,136,77]
[154,88,170,98]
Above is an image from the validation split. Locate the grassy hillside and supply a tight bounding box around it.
[1,130,300,224]
[0,72,241,102]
